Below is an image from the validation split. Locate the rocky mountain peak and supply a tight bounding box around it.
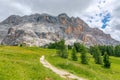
[58,13,68,18]
[1,15,22,25]
[0,13,120,46]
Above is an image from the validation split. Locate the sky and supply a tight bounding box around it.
[0,0,120,41]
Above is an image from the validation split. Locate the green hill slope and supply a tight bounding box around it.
[0,46,120,80]
[47,52,120,80]
[0,46,64,80]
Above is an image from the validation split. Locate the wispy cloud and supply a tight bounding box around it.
[82,0,120,41]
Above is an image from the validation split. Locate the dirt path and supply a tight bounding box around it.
[40,55,86,80]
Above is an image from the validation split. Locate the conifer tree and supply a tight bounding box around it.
[71,47,78,61]
[103,52,111,68]
[80,44,88,64]
[115,45,120,57]
[93,46,102,64]
[56,39,68,58]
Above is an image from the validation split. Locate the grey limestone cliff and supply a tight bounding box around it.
[0,13,119,46]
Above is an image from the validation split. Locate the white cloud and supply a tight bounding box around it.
[0,0,32,21]
[81,0,120,41]
[103,0,120,41]
[11,2,32,15]
[0,0,120,41]
[0,0,93,21]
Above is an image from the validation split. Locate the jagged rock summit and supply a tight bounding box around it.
[0,13,119,46]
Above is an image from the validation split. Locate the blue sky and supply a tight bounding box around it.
[80,0,120,41]
[83,0,112,29]
[101,13,111,29]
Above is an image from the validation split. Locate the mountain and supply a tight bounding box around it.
[0,13,119,46]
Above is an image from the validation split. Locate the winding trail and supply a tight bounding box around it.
[40,55,86,80]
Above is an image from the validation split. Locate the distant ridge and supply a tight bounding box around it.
[0,13,119,46]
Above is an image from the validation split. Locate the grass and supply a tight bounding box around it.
[47,51,120,80]
[0,46,64,80]
[0,46,120,80]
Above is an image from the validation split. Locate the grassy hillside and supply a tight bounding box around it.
[47,52,120,80]
[0,46,120,80]
[0,46,64,80]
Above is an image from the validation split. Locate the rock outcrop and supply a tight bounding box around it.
[0,13,119,46]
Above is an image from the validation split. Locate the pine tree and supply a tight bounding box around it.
[103,52,111,68]
[115,45,120,57]
[56,39,68,58]
[71,47,78,61]
[98,45,107,56]
[80,44,88,64]
[62,46,68,58]
[93,46,102,64]
[74,42,83,52]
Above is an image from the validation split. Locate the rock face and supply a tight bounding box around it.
[0,13,119,46]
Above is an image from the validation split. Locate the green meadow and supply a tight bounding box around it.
[0,46,64,80]
[47,52,120,80]
[0,46,120,80]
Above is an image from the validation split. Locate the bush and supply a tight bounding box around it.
[47,42,58,49]
[68,45,72,49]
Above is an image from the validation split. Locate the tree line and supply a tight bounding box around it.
[46,40,120,68]
[90,45,120,57]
